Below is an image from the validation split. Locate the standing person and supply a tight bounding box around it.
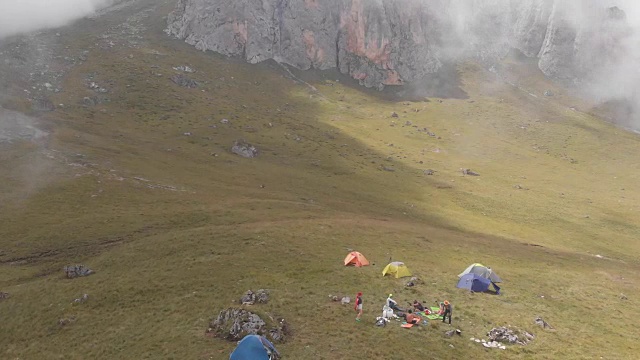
[355,292,363,322]
[442,300,452,324]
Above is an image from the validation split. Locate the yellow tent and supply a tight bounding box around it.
[382,261,412,278]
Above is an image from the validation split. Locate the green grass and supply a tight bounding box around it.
[1,1,640,359]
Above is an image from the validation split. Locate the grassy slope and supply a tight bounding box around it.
[1,1,640,359]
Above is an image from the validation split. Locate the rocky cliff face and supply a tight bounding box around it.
[166,0,632,91]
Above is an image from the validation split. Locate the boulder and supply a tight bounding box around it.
[207,307,289,343]
[63,265,94,279]
[0,292,9,300]
[461,168,480,176]
[231,139,258,158]
[170,74,198,88]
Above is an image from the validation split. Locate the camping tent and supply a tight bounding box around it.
[344,251,370,267]
[230,335,279,360]
[457,273,491,292]
[382,261,412,278]
[458,263,502,283]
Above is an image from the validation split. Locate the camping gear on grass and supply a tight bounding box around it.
[230,335,280,360]
[344,251,370,267]
[382,262,412,278]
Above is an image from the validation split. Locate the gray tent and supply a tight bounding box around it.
[458,263,502,283]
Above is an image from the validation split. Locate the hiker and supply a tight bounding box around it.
[386,294,402,312]
[355,292,363,322]
[442,300,452,324]
[404,309,420,325]
[412,300,425,312]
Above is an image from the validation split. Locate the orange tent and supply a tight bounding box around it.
[344,251,370,267]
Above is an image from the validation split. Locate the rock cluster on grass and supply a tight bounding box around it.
[207,307,289,343]
[470,326,534,350]
[240,289,269,305]
[63,265,94,279]
[170,74,198,88]
[0,292,9,300]
[488,326,534,345]
[231,139,258,158]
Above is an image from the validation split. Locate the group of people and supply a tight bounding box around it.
[354,293,452,325]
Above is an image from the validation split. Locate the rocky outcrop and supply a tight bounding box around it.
[207,307,289,343]
[166,0,635,93]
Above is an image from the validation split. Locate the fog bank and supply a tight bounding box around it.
[0,0,112,39]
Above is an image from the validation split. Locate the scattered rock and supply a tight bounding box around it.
[341,296,351,305]
[240,289,270,305]
[183,132,192,136]
[82,97,95,106]
[534,316,554,329]
[31,97,55,112]
[173,65,195,73]
[620,293,628,300]
[231,139,259,158]
[63,265,94,279]
[461,168,480,176]
[405,120,412,126]
[206,307,289,343]
[481,340,506,350]
[391,112,399,118]
[73,294,89,304]
[544,90,554,96]
[513,184,529,190]
[382,165,395,172]
[424,169,435,175]
[445,329,462,337]
[0,292,9,300]
[58,317,76,326]
[170,74,198,88]
[406,276,422,287]
[220,118,229,124]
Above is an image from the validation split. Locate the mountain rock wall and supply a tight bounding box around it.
[166,0,631,90]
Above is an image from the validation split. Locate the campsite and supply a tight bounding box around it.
[1,0,640,359]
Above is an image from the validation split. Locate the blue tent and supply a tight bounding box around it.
[230,335,279,360]
[457,273,492,292]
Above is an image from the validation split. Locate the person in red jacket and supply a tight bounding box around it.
[355,292,363,322]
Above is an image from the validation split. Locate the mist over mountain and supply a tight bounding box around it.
[0,0,113,39]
